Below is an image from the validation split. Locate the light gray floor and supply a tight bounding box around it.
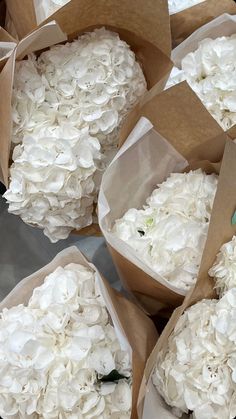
[0,197,120,301]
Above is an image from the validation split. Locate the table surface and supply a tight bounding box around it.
[0,197,121,302]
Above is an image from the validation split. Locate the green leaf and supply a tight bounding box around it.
[146,217,154,227]
[232,211,236,225]
[98,369,128,383]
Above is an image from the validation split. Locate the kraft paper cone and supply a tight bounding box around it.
[139,140,236,418]
[172,13,236,68]
[5,0,171,56]
[0,246,158,419]
[119,81,224,156]
[98,117,230,314]
[167,14,236,136]
[170,0,236,47]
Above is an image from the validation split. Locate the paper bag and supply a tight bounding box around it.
[138,139,236,418]
[170,0,236,47]
[98,116,230,314]
[0,245,158,419]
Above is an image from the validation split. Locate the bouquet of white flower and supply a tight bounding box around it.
[3,27,146,242]
[0,5,172,242]
[98,117,225,313]
[0,246,157,419]
[138,140,236,419]
[113,169,217,293]
[170,0,236,47]
[167,14,236,131]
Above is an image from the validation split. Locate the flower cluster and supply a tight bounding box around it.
[113,170,218,291]
[4,127,100,242]
[153,291,236,419]
[153,234,236,418]
[0,263,132,418]
[209,235,236,297]
[168,0,205,15]
[4,28,147,241]
[167,35,236,131]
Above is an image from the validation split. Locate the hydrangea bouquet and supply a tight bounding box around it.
[0,246,157,418]
[139,140,236,419]
[167,14,236,131]
[3,27,147,242]
[153,235,236,419]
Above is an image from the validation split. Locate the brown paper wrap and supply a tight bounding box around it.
[5,8,19,40]
[167,14,236,138]
[172,13,236,68]
[99,116,230,314]
[0,2,172,236]
[119,81,224,156]
[5,0,171,55]
[0,246,158,419]
[138,139,236,418]
[170,0,236,47]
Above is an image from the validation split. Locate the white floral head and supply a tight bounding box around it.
[113,169,218,291]
[167,34,236,131]
[5,28,147,242]
[0,263,132,418]
[209,235,236,297]
[153,292,236,418]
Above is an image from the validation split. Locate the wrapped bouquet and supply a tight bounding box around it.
[139,140,236,419]
[98,117,227,313]
[167,14,236,131]
[170,0,236,47]
[113,169,217,293]
[0,246,157,418]
[0,2,172,242]
[3,27,146,242]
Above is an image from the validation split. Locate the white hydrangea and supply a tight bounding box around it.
[153,291,236,419]
[168,0,205,15]
[167,35,236,131]
[113,169,218,291]
[0,263,132,419]
[208,236,236,297]
[4,28,147,242]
